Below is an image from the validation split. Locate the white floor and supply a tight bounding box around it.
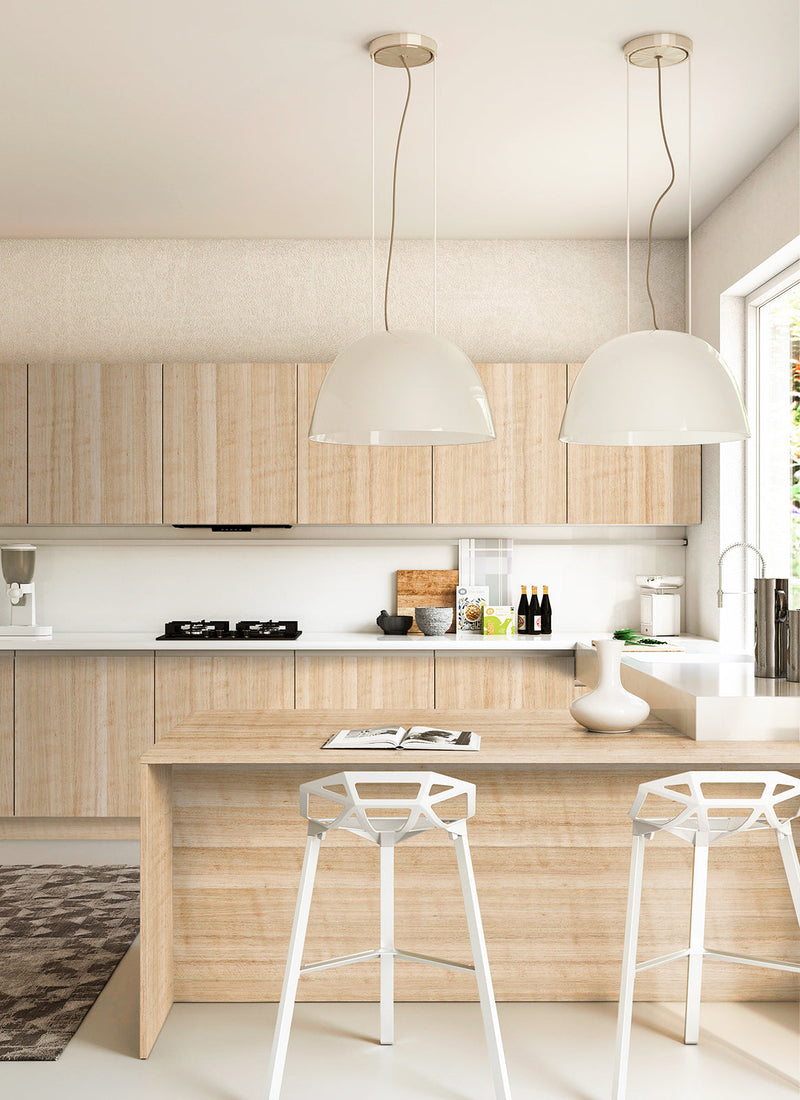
[0,939,797,1100]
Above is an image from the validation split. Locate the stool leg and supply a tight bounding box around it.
[265,830,322,1100]
[776,825,800,926]
[380,840,395,1045]
[612,831,647,1100]
[684,841,709,1045]
[452,828,512,1100]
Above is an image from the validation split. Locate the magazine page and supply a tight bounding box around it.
[322,726,407,749]
[400,726,480,751]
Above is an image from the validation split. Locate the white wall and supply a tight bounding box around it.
[0,238,683,363]
[0,236,687,636]
[10,534,684,636]
[688,129,800,642]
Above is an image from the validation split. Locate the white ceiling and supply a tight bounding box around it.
[1,0,797,239]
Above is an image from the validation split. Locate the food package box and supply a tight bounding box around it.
[456,586,489,633]
[482,605,515,635]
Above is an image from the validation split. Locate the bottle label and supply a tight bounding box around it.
[534,616,542,631]
[518,615,526,632]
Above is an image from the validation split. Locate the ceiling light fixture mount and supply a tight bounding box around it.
[369,32,437,68]
[558,30,750,446]
[308,31,495,446]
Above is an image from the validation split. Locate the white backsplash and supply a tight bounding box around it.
[11,536,687,635]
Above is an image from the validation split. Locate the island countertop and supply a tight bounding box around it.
[144,708,800,766]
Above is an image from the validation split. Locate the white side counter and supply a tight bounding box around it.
[575,641,800,741]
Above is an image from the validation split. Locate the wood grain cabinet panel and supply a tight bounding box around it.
[14,654,155,817]
[434,653,575,709]
[566,363,701,524]
[0,654,12,815]
[28,363,162,523]
[0,366,27,523]
[163,363,297,525]
[156,653,294,739]
[433,363,568,524]
[295,653,434,709]
[298,363,433,524]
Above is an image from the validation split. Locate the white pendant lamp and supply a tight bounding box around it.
[559,33,750,446]
[309,33,495,446]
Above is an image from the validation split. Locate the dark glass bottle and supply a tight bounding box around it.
[540,586,552,635]
[528,586,541,635]
[517,586,529,634]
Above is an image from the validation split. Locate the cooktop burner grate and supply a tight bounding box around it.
[157,620,302,641]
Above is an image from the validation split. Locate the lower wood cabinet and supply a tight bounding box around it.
[155,653,294,739]
[0,655,12,816]
[295,653,435,709]
[14,654,155,817]
[434,653,576,709]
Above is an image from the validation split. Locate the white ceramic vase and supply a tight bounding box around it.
[570,639,650,733]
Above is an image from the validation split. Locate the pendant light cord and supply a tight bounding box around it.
[645,55,676,330]
[384,56,412,332]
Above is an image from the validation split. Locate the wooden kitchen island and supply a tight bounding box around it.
[139,709,800,1057]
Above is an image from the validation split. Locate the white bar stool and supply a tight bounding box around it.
[613,769,800,1099]
[265,770,512,1100]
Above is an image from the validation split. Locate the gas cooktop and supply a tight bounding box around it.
[157,620,302,641]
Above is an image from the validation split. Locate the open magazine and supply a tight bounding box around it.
[322,725,480,751]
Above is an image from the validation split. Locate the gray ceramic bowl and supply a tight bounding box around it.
[415,606,453,635]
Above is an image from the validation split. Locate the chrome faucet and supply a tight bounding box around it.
[717,542,766,607]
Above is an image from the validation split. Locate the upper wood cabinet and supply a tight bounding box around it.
[0,366,27,523]
[433,363,567,524]
[566,364,701,524]
[163,363,297,525]
[298,363,433,524]
[28,363,162,524]
[14,653,155,817]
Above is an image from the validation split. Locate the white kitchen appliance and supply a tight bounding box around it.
[636,574,683,637]
[0,544,52,637]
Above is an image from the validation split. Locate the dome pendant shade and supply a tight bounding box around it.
[558,330,750,445]
[309,330,496,445]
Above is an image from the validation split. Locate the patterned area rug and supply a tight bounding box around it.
[0,864,139,1060]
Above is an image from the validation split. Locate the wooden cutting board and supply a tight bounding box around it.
[397,569,459,634]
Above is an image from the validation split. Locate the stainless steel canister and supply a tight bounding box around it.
[787,609,800,682]
[754,578,788,678]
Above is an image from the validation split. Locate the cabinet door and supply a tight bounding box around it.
[566,363,701,524]
[298,363,433,524]
[0,366,27,523]
[163,363,297,525]
[434,653,575,709]
[156,653,294,739]
[295,653,434,709]
[15,654,155,816]
[433,363,567,524]
[28,363,162,523]
[0,654,12,816]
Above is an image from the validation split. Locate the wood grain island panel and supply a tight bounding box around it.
[139,708,800,1057]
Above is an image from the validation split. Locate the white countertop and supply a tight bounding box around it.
[1,630,603,652]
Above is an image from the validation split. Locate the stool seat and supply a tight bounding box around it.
[613,769,800,1099]
[266,769,512,1100]
[300,769,475,843]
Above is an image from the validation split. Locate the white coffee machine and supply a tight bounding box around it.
[636,575,684,637]
[0,544,52,637]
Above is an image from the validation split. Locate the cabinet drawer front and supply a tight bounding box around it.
[295,653,434,709]
[15,654,155,817]
[434,653,575,709]
[156,653,294,739]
